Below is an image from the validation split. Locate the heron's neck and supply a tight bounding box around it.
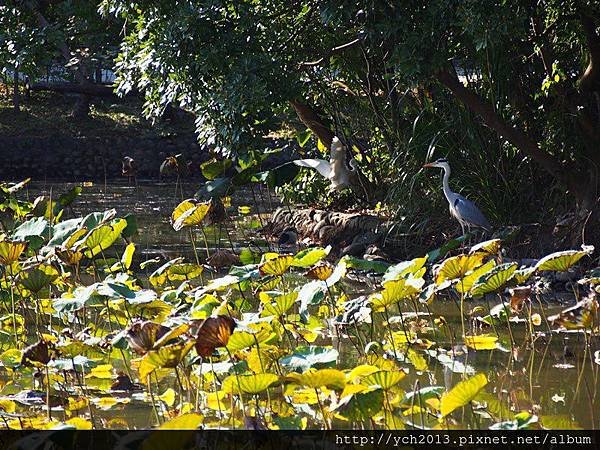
[441,165,452,201]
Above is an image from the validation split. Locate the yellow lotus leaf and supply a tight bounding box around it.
[138,341,194,380]
[464,334,498,351]
[259,255,293,276]
[469,239,502,256]
[535,246,594,272]
[440,373,488,417]
[470,262,518,297]
[455,260,496,294]
[435,253,485,284]
[285,368,346,390]
[222,373,279,394]
[82,219,127,257]
[290,388,319,405]
[408,349,428,371]
[0,399,16,413]
[86,364,113,379]
[347,365,380,383]
[171,199,211,231]
[67,397,89,412]
[361,370,406,390]
[206,391,229,411]
[159,388,176,407]
[159,413,203,430]
[0,240,27,265]
[65,417,93,430]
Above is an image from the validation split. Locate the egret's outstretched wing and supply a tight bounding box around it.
[292,159,331,178]
[453,195,492,231]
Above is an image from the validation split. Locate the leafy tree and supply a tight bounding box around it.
[0,4,51,111]
[1,1,123,116]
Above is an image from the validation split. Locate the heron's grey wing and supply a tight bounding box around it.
[293,159,331,178]
[453,195,492,230]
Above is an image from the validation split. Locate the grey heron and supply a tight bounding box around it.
[293,137,357,192]
[423,158,492,234]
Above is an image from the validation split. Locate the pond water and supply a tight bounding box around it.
[1,181,598,430]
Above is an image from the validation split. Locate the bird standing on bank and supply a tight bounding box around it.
[122,156,137,186]
[423,158,491,235]
[292,136,357,192]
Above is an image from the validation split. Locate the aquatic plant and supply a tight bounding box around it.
[0,181,597,430]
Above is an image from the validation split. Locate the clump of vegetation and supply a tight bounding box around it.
[0,180,597,431]
[2,2,600,249]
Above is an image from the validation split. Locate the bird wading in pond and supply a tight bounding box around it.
[292,137,357,192]
[423,158,492,235]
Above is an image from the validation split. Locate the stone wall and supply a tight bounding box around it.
[0,132,210,181]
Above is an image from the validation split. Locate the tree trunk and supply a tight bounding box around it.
[95,66,103,84]
[72,94,90,119]
[13,69,20,113]
[289,98,378,203]
[289,100,335,148]
[435,67,593,208]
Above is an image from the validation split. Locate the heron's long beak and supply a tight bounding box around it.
[422,162,434,168]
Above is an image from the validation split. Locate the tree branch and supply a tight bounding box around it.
[580,14,600,92]
[289,99,335,148]
[22,0,90,86]
[435,67,588,203]
[299,38,361,67]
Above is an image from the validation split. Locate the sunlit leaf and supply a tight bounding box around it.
[121,242,136,270]
[167,263,204,281]
[86,364,113,379]
[64,417,93,430]
[440,373,488,417]
[464,334,498,351]
[470,262,518,297]
[159,413,203,430]
[361,370,406,390]
[454,260,496,294]
[226,327,274,353]
[159,388,176,407]
[222,373,279,394]
[332,388,384,421]
[0,399,16,414]
[383,257,427,281]
[535,246,594,272]
[304,264,334,281]
[285,368,346,390]
[82,219,127,258]
[260,291,298,316]
[347,365,380,383]
[138,342,195,380]
[149,257,184,287]
[408,349,428,371]
[292,247,329,268]
[0,240,27,265]
[513,267,535,284]
[370,277,424,310]
[171,199,211,231]
[259,255,293,276]
[435,253,485,284]
[469,239,502,255]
